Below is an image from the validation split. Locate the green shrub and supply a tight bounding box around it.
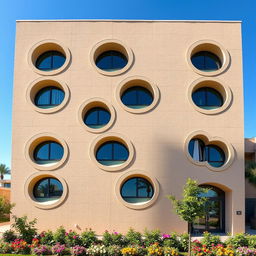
[201,231,221,247]
[81,228,98,247]
[39,230,55,245]
[248,235,256,248]
[107,245,122,256]
[225,233,249,248]
[2,229,17,242]
[53,226,67,244]
[125,228,143,246]
[102,230,127,247]
[0,241,13,254]
[143,229,161,247]
[178,233,189,252]
[65,230,82,247]
[11,215,37,243]
[162,233,180,249]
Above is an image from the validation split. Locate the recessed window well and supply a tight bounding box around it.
[34,141,64,165]
[187,40,230,76]
[84,107,111,129]
[121,86,153,109]
[121,177,154,204]
[191,51,221,72]
[188,139,225,167]
[36,51,66,71]
[90,39,133,76]
[28,40,71,75]
[33,177,63,203]
[96,141,129,166]
[192,87,223,110]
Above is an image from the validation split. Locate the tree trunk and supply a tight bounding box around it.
[188,222,192,256]
[0,174,3,180]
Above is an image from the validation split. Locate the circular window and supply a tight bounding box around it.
[33,177,63,203]
[96,141,129,166]
[188,77,232,115]
[90,133,134,172]
[96,50,127,72]
[78,98,116,133]
[27,77,70,114]
[185,131,235,172]
[35,86,64,109]
[187,40,230,76]
[28,40,71,75]
[36,51,66,71]
[25,133,69,171]
[121,86,153,109]
[192,87,223,110]
[121,177,154,204]
[90,39,133,76]
[191,51,221,72]
[116,76,159,114]
[33,141,64,165]
[25,173,68,209]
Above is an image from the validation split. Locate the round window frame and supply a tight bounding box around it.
[116,76,160,114]
[78,98,116,133]
[188,77,232,115]
[90,39,133,76]
[187,40,230,76]
[26,77,70,114]
[25,133,69,171]
[90,133,134,172]
[28,39,71,76]
[24,172,68,209]
[115,171,159,210]
[184,130,235,172]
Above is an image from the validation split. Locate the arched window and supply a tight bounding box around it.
[96,141,129,166]
[33,141,64,164]
[34,86,65,109]
[84,107,111,128]
[35,51,66,71]
[192,87,223,110]
[191,51,221,71]
[193,185,225,234]
[95,50,127,71]
[189,139,225,167]
[33,178,63,202]
[121,86,153,109]
[121,177,154,204]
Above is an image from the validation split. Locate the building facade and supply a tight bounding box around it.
[12,20,244,234]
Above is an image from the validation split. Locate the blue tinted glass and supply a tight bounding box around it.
[34,143,49,161]
[191,51,221,71]
[206,145,225,167]
[192,89,206,107]
[96,142,112,160]
[96,50,127,71]
[188,139,195,158]
[84,107,110,128]
[113,142,129,160]
[121,86,153,108]
[35,86,64,108]
[199,188,219,198]
[36,51,65,71]
[50,142,64,160]
[206,88,223,107]
[121,178,137,197]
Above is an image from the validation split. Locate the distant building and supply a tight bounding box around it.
[12,20,244,235]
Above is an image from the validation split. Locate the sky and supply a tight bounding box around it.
[0,0,256,168]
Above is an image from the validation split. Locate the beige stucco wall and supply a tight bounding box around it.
[12,20,244,234]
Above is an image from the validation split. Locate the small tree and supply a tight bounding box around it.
[167,178,208,256]
[0,164,10,180]
[0,196,14,221]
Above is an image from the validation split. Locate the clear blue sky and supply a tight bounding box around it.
[1,0,256,168]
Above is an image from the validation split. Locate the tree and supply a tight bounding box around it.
[0,196,14,221]
[245,160,256,185]
[167,178,208,256]
[0,164,10,180]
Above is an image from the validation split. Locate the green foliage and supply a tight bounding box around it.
[53,226,66,244]
[245,161,256,185]
[248,235,256,248]
[0,196,14,220]
[162,233,180,249]
[179,233,189,252]
[200,231,221,247]
[2,229,17,242]
[125,228,143,246]
[102,230,127,247]
[225,233,249,248]
[80,228,98,247]
[0,163,10,179]
[64,230,82,247]
[143,229,161,247]
[0,241,13,254]
[11,215,37,243]
[39,230,55,245]
[167,178,209,224]
[107,245,122,256]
